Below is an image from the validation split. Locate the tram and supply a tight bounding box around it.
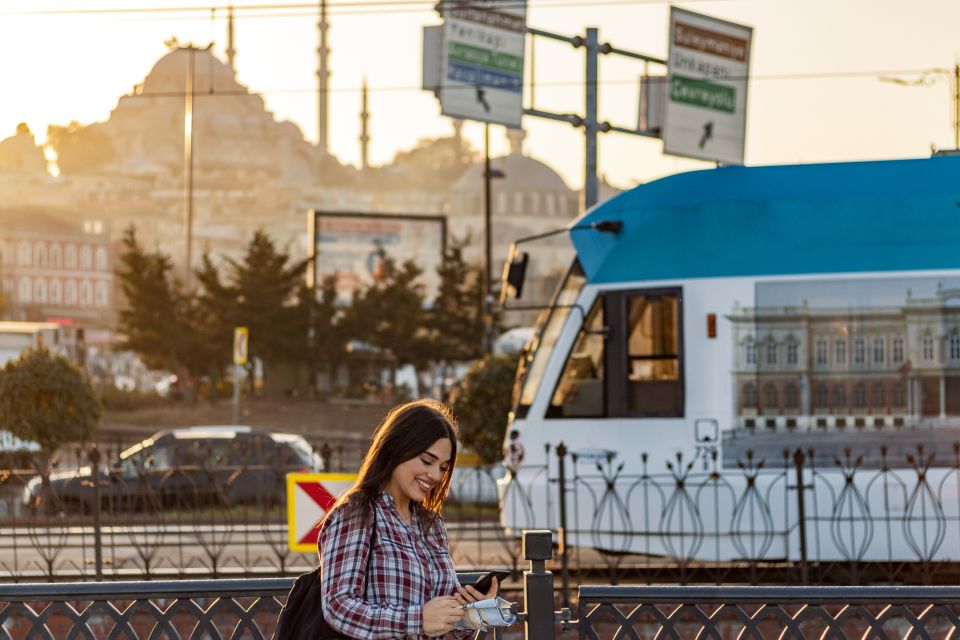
[497,155,960,563]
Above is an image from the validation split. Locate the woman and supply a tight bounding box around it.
[318,399,498,639]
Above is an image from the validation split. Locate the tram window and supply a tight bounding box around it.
[547,300,605,418]
[624,291,683,417]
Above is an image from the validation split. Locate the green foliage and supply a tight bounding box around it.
[450,352,519,464]
[346,248,431,373]
[115,227,203,391]
[0,349,100,453]
[311,274,350,379]
[430,241,486,363]
[223,231,308,390]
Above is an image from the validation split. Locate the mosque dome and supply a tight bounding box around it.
[141,45,241,95]
[452,151,571,194]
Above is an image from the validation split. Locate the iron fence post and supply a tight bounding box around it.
[523,530,555,640]
[793,448,808,583]
[556,442,570,608]
[88,445,103,581]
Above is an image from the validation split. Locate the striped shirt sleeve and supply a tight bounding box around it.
[319,505,424,639]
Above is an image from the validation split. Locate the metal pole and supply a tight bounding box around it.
[522,530,555,640]
[232,363,241,425]
[483,124,494,355]
[182,47,195,289]
[954,62,959,150]
[556,442,570,608]
[583,27,600,212]
[89,445,103,581]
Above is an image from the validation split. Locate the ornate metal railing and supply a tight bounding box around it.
[498,441,960,587]
[0,572,498,640]
[577,585,960,640]
[10,436,960,585]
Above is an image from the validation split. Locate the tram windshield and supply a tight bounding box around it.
[513,259,586,418]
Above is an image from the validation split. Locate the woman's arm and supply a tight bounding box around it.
[320,507,424,639]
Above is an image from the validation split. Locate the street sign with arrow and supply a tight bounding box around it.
[437,1,527,128]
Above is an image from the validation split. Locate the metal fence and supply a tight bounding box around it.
[499,441,960,587]
[5,531,960,640]
[8,437,960,585]
[0,571,502,640]
[576,585,960,640]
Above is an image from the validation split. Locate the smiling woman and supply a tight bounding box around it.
[315,399,498,639]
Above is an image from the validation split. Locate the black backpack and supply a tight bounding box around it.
[272,567,348,640]
[273,513,375,640]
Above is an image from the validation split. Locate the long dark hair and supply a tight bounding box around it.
[322,399,458,536]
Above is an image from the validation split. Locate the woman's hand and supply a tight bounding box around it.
[423,595,464,636]
[453,577,498,606]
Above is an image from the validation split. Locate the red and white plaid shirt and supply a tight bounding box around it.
[319,491,472,640]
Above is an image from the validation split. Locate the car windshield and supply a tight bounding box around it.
[513,259,586,418]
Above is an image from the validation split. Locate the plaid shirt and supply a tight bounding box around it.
[319,491,472,640]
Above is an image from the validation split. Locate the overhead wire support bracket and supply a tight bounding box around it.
[522,24,666,210]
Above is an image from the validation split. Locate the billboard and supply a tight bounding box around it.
[308,211,447,304]
[662,7,752,165]
[438,0,527,128]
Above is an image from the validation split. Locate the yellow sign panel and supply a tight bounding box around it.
[233,327,249,365]
[286,472,357,553]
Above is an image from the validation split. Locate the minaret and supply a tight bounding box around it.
[225,3,236,73]
[359,77,370,171]
[317,0,330,156]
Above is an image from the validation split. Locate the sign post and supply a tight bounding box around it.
[662,7,753,165]
[438,1,528,128]
[232,327,248,425]
[286,472,357,552]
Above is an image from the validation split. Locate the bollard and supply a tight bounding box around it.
[523,530,555,640]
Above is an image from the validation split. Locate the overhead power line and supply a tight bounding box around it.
[115,67,943,100]
[4,0,738,18]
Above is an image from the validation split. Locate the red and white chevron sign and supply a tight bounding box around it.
[286,473,357,552]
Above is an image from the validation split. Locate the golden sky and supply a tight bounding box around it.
[1,0,958,189]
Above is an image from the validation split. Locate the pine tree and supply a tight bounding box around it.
[345,247,431,388]
[225,231,308,393]
[311,274,350,390]
[115,226,203,397]
[430,241,486,364]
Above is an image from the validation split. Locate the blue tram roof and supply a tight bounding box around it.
[573,156,960,284]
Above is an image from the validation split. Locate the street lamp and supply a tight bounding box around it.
[879,63,960,150]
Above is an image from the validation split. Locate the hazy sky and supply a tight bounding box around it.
[2,0,959,190]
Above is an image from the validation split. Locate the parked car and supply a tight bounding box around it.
[23,426,323,514]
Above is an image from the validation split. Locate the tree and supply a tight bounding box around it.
[430,241,486,364]
[0,349,100,454]
[450,352,519,464]
[346,248,432,384]
[224,231,308,393]
[115,226,210,398]
[310,274,350,389]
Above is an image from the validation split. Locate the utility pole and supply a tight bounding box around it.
[524,26,664,213]
[182,47,195,290]
[481,125,503,355]
[583,28,599,211]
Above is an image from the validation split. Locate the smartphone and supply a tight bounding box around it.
[472,570,510,593]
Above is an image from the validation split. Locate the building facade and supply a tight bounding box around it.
[730,281,960,431]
